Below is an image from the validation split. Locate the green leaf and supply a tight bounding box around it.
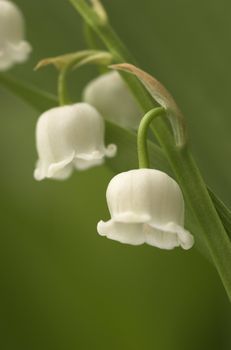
[0,73,58,112]
[1,74,231,246]
[208,190,231,240]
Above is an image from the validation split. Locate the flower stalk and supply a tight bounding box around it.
[69,0,231,300]
[58,65,71,105]
[137,107,165,168]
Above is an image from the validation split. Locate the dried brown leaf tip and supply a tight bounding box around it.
[110,63,187,147]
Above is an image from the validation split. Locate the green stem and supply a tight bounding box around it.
[138,107,165,168]
[70,0,231,300]
[58,65,71,105]
[83,24,109,74]
[83,22,99,50]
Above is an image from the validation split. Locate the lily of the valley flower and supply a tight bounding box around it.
[83,71,142,129]
[97,169,194,250]
[0,0,32,71]
[34,103,117,181]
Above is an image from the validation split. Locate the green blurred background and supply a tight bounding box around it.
[0,0,231,349]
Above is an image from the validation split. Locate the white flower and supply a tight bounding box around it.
[83,71,142,129]
[34,103,117,181]
[0,0,32,71]
[97,169,194,250]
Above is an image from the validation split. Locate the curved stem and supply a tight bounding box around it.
[138,107,165,168]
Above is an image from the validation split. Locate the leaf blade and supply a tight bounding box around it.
[0,73,58,112]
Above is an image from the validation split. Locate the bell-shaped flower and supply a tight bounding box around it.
[34,103,117,181]
[83,71,142,129]
[97,169,194,250]
[0,0,32,71]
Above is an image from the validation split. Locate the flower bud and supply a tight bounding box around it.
[97,169,194,250]
[0,0,32,71]
[83,71,142,129]
[34,103,117,181]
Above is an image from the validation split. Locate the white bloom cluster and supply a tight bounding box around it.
[33,65,194,251]
[0,0,31,71]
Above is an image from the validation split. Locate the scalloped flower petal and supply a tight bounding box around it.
[97,169,194,250]
[34,103,117,181]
